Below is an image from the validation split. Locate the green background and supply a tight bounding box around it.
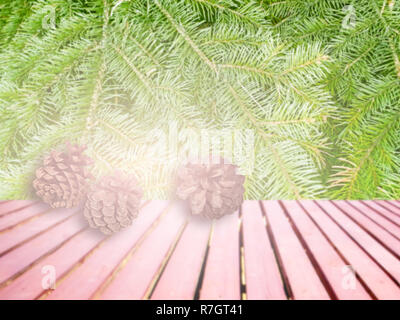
[0,0,399,199]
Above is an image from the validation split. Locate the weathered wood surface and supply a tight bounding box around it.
[0,200,399,300]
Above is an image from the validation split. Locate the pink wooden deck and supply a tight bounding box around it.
[0,200,399,300]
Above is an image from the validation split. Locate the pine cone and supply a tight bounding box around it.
[84,171,143,235]
[176,161,245,219]
[33,143,93,208]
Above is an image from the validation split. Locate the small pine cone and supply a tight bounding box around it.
[84,172,143,235]
[176,161,245,219]
[33,143,93,208]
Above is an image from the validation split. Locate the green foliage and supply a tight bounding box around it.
[0,0,399,199]
[266,0,400,198]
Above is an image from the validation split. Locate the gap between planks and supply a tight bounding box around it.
[39,202,163,300]
[2,200,400,300]
[0,225,87,290]
[143,221,188,299]
[0,210,81,258]
[316,201,400,287]
[0,203,51,234]
[90,202,175,300]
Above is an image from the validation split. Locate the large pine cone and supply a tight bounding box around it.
[33,143,93,208]
[84,172,143,235]
[176,162,245,219]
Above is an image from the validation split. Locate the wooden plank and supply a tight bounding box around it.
[387,201,400,210]
[0,229,105,299]
[151,216,211,300]
[261,201,330,300]
[199,212,241,300]
[241,201,286,300]
[0,208,78,256]
[301,200,400,299]
[317,201,400,284]
[0,201,36,217]
[348,201,400,238]
[0,202,50,231]
[375,200,400,218]
[363,201,400,226]
[0,214,86,285]
[333,201,400,257]
[46,201,169,300]
[0,200,397,300]
[281,201,370,300]
[99,202,187,300]
[0,201,11,208]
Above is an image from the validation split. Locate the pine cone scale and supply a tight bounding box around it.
[176,161,245,219]
[84,172,143,235]
[33,143,93,208]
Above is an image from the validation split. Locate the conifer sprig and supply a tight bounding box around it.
[0,0,398,199]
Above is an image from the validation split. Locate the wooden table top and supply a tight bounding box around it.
[0,200,399,300]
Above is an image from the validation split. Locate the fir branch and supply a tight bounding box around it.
[154,0,218,72]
